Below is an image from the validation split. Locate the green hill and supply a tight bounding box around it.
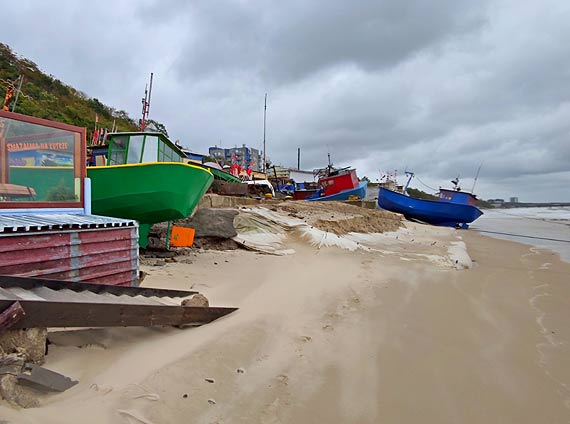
[0,43,139,141]
[407,187,438,201]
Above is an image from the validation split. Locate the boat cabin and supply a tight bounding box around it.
[438,189,478,206]
[103,132,185,165]
[87,132,186,167]
[318,168,359,197]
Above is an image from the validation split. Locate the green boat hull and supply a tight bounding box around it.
[189,162,242,182]
[88,163,213,247]
[210,167,242,182]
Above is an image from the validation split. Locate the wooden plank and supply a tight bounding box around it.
[0,183,36,197]
[0,299,236,328]
[0,301,25,331]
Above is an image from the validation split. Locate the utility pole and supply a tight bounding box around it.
[263,93,267,173]
[11,75,24,112]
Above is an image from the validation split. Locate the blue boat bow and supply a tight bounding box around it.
[377,187,483,228]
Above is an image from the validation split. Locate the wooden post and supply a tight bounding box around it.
[0,302,26,332]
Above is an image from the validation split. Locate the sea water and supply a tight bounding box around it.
[471,207,570,263]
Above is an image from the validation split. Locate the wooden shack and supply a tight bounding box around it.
[0,110,139,286]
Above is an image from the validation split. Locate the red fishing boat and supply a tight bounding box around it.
[305,161,367,201]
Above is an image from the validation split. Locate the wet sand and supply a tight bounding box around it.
[1,216,569,423]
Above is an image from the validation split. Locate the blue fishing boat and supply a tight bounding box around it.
[377,173,483,228]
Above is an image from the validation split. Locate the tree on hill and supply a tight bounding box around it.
[0,43,139,133]
[474,198,492,208]
[406,187,438,200]
[145,119,169,137]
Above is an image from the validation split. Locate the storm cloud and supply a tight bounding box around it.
[4,0,570,201]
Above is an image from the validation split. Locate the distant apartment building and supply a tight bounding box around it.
[509,197,519,203]
[208,144,262,171]
[488,198,505,207]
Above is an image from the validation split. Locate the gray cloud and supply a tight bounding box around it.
[167,0,489,84]
[3,0,570,201]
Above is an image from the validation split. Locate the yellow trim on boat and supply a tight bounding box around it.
[88,161,213,175]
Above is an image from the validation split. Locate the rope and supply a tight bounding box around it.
[472,228,570,243]
[414,176,439,193]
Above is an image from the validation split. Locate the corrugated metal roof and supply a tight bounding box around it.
[0,214,137,234]
[0,285,184,307]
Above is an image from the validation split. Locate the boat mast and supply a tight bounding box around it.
[327,152,333,175]
[263,93,267,174]
[471,163,482,194]
[403,171,414,195]
[140,73,153,131]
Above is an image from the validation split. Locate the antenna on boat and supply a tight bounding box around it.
[326,151,335,175]
[140,72,154,131]
[471,163,483,194]
[451,176,460,191]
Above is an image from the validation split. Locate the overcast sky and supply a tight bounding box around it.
[4,0,570,201]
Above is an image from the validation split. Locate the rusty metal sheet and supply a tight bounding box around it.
[0,275,237,329]
[0,222,139,286]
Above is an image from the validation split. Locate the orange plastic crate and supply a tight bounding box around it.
[170,226,195,247]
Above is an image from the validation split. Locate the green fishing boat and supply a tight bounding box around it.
[87,132,213,248]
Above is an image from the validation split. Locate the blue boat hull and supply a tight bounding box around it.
[306,181,367,201]
[377,187,483,228]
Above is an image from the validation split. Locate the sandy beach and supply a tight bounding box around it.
[1,204,570,424]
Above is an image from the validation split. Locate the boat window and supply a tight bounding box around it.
[109,151,124,165]
[158,140,167,161]
[0,112,83,206]
[158,141,182,163]
[141,135,159,163]
[108,135,127,165]
[126,135,144,164]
